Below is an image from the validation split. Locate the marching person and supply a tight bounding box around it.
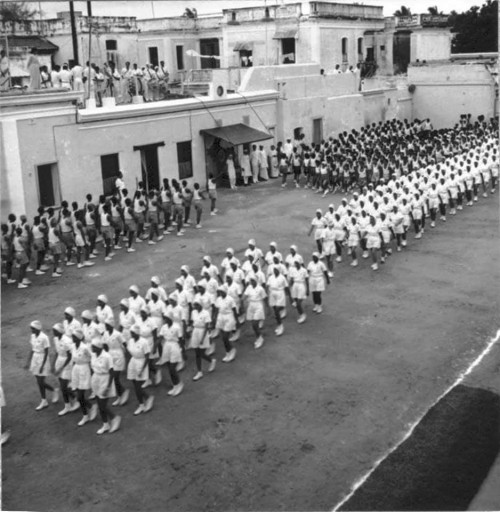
[213,286,238,362]
[70,328,98,426]
[288,260,309,323]
[243,275,267,348]
[308,209,325,254]
[102,318,129,407]
[125,324,154,415]
[189,301,216,381]
[25,320,59,410]
[266,266,289,336]
[90,336,121,434]
[52,323,79,416]
[158,315,184,395]
[307,252,330,314]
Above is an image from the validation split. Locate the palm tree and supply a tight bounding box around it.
[394,6,412,16]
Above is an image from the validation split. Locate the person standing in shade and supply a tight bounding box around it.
[227,154,237,189]
[250,145,260,184]
[258,145,269,181]
[208,174,218,215]
[240,148,252,186]
[25,320,59,411]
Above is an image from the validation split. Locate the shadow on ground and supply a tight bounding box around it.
[341,384,500,511]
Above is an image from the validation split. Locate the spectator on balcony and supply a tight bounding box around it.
[94,66,105,107]
[120,61,133,103]
[40,66,51,89]
[83,62,96,99]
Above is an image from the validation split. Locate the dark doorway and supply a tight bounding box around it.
[100,153,120,196]
[366,47,375,61]
[281,38,296,64]
[176,45,184,70]
[312,118,323,146]
[200,38,220,69]
[37,163,59,207]
[148,47,159,68]
[133,144,162,192]
[393,31,412,74]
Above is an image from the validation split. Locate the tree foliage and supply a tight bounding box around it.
[393,6,412,16]
[427,6,443,15]
[451,0,498,53]
[0,2,38,22]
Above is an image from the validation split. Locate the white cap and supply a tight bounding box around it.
[30,320,42,330]
[226,248,234,255]
[270,241,277,248]
[180,265,189,273]
[104,317,115,327]
[203,255,211,263]
[129,285,139,294]
[150,276,160,285]
[97,294,108,304]
[91,337,104,349]
[120,298,129,308]
[81,310,93,320]
[248,239,255,246]
[130,324,141,335]
[52,323,64,334]
[64,307,76,317]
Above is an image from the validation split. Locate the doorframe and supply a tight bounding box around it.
[34,161,61,208]
[133,141,165,193]
[312,116,324,146]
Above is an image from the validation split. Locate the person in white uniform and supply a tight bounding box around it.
[244,276,267,348]
[125,324,154,415]
[158,315,184,396]
[189,301,216,381]
[70,328,98,426]
[308,209,326,254]
[306,252,330,313]
[25,320,59,411]
[288,260,309,323]
[52,323,79,416]
[90,337,121,435]
[213,286,239,362]
[102,318,129,407]
[266,266,289,336]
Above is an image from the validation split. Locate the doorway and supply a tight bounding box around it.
[200,38,220,69]
[148,47,159,68]
[134,144,161,192]
[312,118,323,146]
[393,31,412,74]
[37,163,60,207]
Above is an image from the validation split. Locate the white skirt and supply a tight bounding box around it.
[71,364,91,390]
[269,289,286,308]
[291,282,307,300]
[215,313,236,332]
[127,357,149,381]
[246,301,265,321]
[109,349,126,372]
[55,355,72,380]
[30,352,50,377]
[309,276,325,292]
[323,242,335,256]
[161,341,183,364]
[189,328,210,349]
[366,237,381,250]
[91,373,116,399]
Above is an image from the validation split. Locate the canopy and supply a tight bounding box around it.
[7,36,59,53]
[201,123,273,146]
[273,28,298,39]
[233,42,254,52]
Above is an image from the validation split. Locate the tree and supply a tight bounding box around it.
[451,0,498,53]
[427,6,444,15]
[393,6,412,16]
[0,2,38,22]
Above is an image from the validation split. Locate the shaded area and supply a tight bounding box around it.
[341,384,500,511]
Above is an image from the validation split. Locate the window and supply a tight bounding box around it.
[37,163,60,207]
[176,45,184,70]
[380,45,386,52]
[312,118,323,145]
[200,38,220,69]
[239,50,253,67]
[148,47,159,68]
[265,7,270,18]
[177,141,193,180]
[231,11,237,21]
[282,38,296,64]
[105,40,117,51]
[342,37,348,63]
[100,153,120,196]
[357,37,363,58]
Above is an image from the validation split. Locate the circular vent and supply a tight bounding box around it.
[217,85,225,97]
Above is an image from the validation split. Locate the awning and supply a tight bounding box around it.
[201,123,273,146]
[7,36,59,53]
[233,42,254,52]
[273,28,298,39]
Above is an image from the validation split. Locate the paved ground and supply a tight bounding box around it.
[1,180,499,512]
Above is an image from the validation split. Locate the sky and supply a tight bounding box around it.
[36,0,483,19]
